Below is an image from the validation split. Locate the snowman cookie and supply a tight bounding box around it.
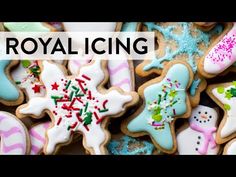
[16,59,139,154]
[207,81,236,144]
[135,22,224,107]
[122,60,194,154]
[177,105,220,155]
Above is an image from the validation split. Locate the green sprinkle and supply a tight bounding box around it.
[158,94,161,104]
[80,109,83,116]
[65,80,71,90]
[76,94,85,97]
[99,109,109,113]
[67,126,71,131]
[69,91,74,101]
[224,104,231,111]
[164,92,168,100]
[217,87,225,94]
[84,102,89,112]
[172,100,178,105]
[15,81,21,85]
[21,60,31,68]
[233,81,236,87]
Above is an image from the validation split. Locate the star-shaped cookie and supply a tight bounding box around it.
[207,81,236,144]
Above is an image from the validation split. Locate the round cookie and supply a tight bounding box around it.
[0,111,30,154]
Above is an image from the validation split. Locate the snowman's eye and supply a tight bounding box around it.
[194,116,197,119]
[209,116,212,119]
[198,111,201,114]
[204,121,206,123]
[205,112,207,114]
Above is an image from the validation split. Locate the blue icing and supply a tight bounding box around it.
[108,135,154,155]
[0,60,19,100]
[121,22,138,32]
[190,78,201,96]
[127,64,190,150]
[143,22,223,73]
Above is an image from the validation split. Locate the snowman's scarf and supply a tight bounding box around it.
[190,123,217,155]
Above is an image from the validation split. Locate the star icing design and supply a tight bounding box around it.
[0,60,21,104]
[207,81,236,143]
[12,60,45,99]
[124,62,192,153]
[142,22,223,73]
[17,60,138,155]
[51,82,59,90]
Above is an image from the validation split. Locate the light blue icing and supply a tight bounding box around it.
[0,60,19,100]
[143,22,223,73]
[121,22,139,32]
[107,135,154,155]
[190,78,201,96]
[142,22,223,96]
[127,64,189,150]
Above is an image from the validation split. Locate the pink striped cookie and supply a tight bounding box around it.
[0,111,30,154]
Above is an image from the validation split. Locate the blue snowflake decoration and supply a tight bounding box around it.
[143,22,223,74]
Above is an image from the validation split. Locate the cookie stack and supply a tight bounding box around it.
[0,22,235,155]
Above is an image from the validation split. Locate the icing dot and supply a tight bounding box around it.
[204,120,206,123]
[209,116,212,118]
[194,116,197,119]
[198,111,201,114]
[196,119,199,121]
[205,112,207,114]
[199,121,202,123]
[198,136,201,139]
[197,141,200,145]
[195,148,198,151]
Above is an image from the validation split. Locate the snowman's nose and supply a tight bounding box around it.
[201,114,207,119]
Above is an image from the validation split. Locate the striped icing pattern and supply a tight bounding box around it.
[0,113,27,154]
[29,122,50,155]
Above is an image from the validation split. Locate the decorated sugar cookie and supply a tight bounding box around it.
[0,60,24,106]
[0,111,30,154]
[135,22,224,107]
[16,59,138,154]
[223,138,236,155]
[108,135,155,155]
[177,105,220,155]
[122,60,193,154]
[66,22,139,92]
[199,22,236,78]
[29,121,50,155]
[207,81,236,144]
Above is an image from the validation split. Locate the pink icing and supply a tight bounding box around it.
[2,141,25,153]
[108,61,129,75]
[190,123,216,155]
[31,145,41,154]
[0,127,22,137]
[113,78,130,88]
[205,24,236,71]
[29,129,45,143]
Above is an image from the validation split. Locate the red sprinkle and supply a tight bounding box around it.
[103,100,108,109]
[71,122,78,129]
[57,117,62,125]
[84,125,89,131]
[93,112,100,120]
[96,117,105,124]
[76,113,83,122]
[82,74,91,80]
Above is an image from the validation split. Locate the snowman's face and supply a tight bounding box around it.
[189,105,218,127]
